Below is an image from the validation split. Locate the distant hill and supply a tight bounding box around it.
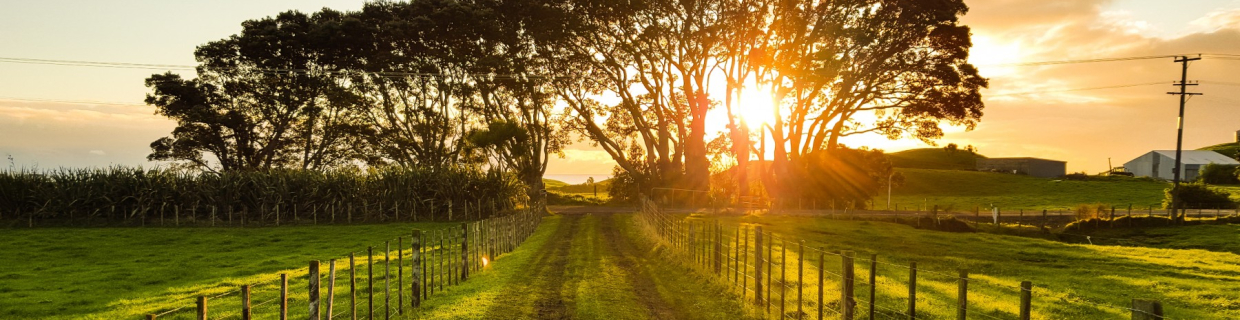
[545,178,611,194]
[887,148,987,170]
[543,178,570,189]
[1200,142,1240,159]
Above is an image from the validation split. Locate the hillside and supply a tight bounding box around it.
[1200,142,1240,159]
[543,178,571,189]
[887,148,986,170]
[889,168,1170,210]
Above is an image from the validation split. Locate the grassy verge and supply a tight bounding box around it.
[891,168,1170,210]
[700,214,1240,319]
[0,222,456,319]
[1059,223,1240,255]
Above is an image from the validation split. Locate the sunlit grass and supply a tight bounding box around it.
[0,223,459,319]
[689,214,1240,319]
[890,168,1170,210]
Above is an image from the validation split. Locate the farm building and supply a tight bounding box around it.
[1122,150,1239,181]
[975,157,1067,178]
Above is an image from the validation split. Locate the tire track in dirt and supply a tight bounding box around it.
[598,213,677,319]
[483,214,581,319]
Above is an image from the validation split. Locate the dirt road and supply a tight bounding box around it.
[477,211,750,320]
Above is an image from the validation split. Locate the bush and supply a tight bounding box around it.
[1162,183,1237,209]
[1198,164,1240,184]
[902,215,975,233]
[546,191,605,206]
[1062,172,1090,181]
[1073,203,1112,220]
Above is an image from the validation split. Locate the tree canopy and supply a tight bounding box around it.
[145,0,986,206]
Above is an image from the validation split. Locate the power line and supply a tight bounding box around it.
[0,56,566,79]
[0,96,146,107]
[979,54,1189,67]
[985,82,1168,97]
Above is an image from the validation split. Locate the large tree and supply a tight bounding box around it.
[750,0,988,196]
[145,11,368,172]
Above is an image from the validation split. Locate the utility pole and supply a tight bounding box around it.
[887,172,893,210]
[1168,55,1202,222]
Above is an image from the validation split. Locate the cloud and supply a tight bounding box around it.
[0,101,173,168]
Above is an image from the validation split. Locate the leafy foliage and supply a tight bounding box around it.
[0,167,524,226]
[1197,163,1240,184]
[1164,183,1238,209]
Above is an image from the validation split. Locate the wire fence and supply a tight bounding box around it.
[636,195,1174,320]
[650,187,1240,230]
[140,208,542,320]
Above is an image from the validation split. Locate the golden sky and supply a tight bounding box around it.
[3,0,1240,176]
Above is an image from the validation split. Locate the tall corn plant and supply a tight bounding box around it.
[0,166,524,227]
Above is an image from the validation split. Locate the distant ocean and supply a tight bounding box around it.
[544,174,611,185]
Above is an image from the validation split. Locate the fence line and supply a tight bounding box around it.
[141,207,542,320]
[636,196,1172,320]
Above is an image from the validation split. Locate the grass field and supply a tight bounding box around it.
[0,222,458,319]
[0,213,753,320]
[698,214,1240,319]
[888,168,1171,210]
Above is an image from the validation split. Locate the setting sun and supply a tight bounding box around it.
[734,86,778,127]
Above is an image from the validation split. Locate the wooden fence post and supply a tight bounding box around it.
[841,251,855,320]
[1020,281,1032,320]
[412,230,422,308]
[197,295,207,320]
[385,241,391,320]
[767,234,774,313]
[327,260,336,320]
[818,247,825,320]
[462,223,469,281]
[716,221,723,275]
[869,254,877,320]
[797,242,804,319]
[281,273,289,320]
[349,253,356,320]
[908,262,917,320]
[754,226,763,307]
[958,269,968,320]
[398,237,403,315]
[309,260,320,320]
[1131,299,1164,320]
[367,247,374,319]
[742,226,749,302]
[147,314,157,320]
[781,240,787,318]
[735,227,741,285]
[242,285,251,320]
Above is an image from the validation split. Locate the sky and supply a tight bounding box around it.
[3,0,1240,177]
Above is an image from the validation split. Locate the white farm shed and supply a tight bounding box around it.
[1123,150,1239,181]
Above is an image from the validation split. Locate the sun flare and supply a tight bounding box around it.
[734,86,777,126]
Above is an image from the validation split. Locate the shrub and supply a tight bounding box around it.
[1162,183,1237,209]
[1063,172,1090,181]
[1198,164,1240,184]
[1073,203,1112,220]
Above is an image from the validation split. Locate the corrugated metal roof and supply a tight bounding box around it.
[1151,150,1240,165]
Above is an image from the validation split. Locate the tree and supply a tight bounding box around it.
[747,0,988,196]
[145,11,368,172]
[549,0,751,198]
